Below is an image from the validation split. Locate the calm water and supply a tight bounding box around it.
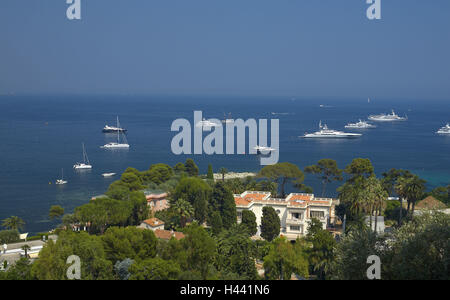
[0,95,449,234]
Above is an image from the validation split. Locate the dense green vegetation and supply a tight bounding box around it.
[1,158,449,280]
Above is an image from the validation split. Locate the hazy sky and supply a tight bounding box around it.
[1,0,449,99]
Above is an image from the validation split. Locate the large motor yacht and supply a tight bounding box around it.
[436,123,450,134]
[368,110,407,122]
[103,116,127,133]
[101,118,130,149]
[345,120,377,129]
[302,122,362,138]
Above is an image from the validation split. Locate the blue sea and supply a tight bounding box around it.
[0,95,449,234]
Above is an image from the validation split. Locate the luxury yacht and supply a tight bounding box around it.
[74,143,93,169]
[368,110,407,122]
[437,123,450,134]
[103,116,127,133]
[345,120,377,129]
[303,122,362,138]
[196,118,221,127]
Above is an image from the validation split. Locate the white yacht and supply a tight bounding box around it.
[74,143,93,169]
[55,169,68,185]
[103,116,127,133]
[102,173,116,177]
[303,122,362,138]
[436,123,450,134]
[368,110,407,122]
[253,145,277,154]
[345,120,377,129]
[101,118,130,149]
[196,118,221,127]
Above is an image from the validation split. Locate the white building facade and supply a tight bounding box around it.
[234,191,338,240]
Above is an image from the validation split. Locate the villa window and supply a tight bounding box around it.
[310,211,325,219]
[290,226,301,232]
[291,212,302,220]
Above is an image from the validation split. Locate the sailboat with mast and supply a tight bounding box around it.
[101,117,130,149]
[74,143,93,169]
[56,168,68,185]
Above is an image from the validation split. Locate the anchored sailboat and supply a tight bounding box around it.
[56,168,68,185]
[74,143,93,169]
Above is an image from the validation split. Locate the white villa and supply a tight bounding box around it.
[234,191,339,240]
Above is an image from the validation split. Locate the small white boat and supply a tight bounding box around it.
[55,169,68,185]
[253,145,277,154]
[436,123,450,134]
[102,173,116,177]
[74,143,93,169]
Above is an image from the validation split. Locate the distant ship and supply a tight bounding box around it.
[436,123,450,134]
[345,120,377,129]
[368,110,407,122]
[74,143,93,169]
[102,173,116,177]
[303,122,362,138]
[253,145,277,154]
[196,118,221,127]
[221,113,233,124]
[103,116,127,133]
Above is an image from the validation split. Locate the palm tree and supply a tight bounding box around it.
[172,198,194,227]
[219,167,228,182]
[21,244,31,258]
[405,175,426,218]
[395,177,409,226]
[1,216,25,232]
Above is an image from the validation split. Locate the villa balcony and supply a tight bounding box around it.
[286,218,305,225]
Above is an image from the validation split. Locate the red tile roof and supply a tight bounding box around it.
[154,229,185,240]
[142,218,164,227]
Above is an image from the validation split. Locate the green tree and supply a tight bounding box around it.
[21,244,31,258]
[184,159,199,176]
[212,182,237,229]
[120,172,145,191]
[1,258,33,280]
[241,210,257,236]
[344,158,374,182]
[304,159,343,197]
[75,198,131,234]
[305,220,336,280]
[209,211,223,236]
[101,226,158,263]
[173,162,186,173]
[49,205,65,220]
[215,225,258,279]
[31,231,113,280]
[172,198,194,228]
[260,206,280,241]
[0,230,20,244]
[173,177,211,224]
[263,237,309,280]
[182,223,217,279]
[1,216,25,232]
[128,257,181,280]
[219,167,228,182]
[207,164,214,180]
[258,162,307,197]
